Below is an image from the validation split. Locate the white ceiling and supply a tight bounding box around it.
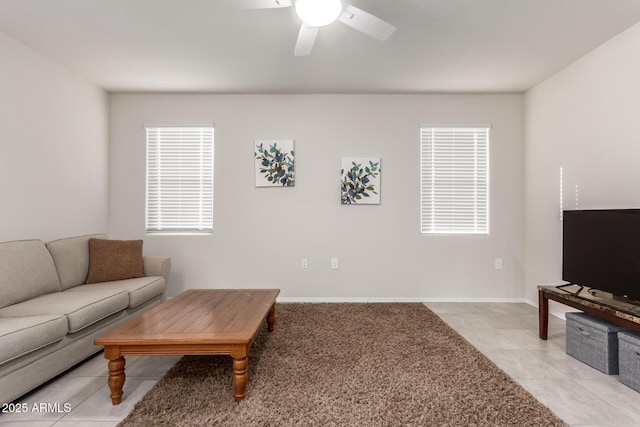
[1,0,640,93]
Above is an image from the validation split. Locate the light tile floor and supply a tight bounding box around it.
[426,302,640,427]
[1,302,639,426]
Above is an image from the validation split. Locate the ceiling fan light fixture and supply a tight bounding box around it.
[295,0,342,27]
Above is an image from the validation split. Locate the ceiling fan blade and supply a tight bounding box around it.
[294,24,318,56]
[242,0,292,9]
[338,4,396,41]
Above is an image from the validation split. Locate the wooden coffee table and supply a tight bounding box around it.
[95,288,280,405]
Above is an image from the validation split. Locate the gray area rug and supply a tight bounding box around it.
[118,303,567,426]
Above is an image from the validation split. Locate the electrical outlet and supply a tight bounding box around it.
[494,258,503,270]
[301,258,308,269]
[331,258,339,269]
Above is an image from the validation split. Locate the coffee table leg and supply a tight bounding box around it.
[267,303,276,332]
[104,346,126,405]
[232,354,248,402]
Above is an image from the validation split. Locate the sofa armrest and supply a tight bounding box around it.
[142,256,171,282]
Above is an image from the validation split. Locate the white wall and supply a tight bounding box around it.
[110,94,524,300]
[0,31,109,242]
[524,22,640,306]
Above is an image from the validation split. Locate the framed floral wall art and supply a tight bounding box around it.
[340,157,381,204]
[255,140,295,187]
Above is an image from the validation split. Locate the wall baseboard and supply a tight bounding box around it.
[524,297,571,320]
[277,297,527,303]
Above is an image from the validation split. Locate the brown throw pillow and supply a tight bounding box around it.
[85,238,144,284]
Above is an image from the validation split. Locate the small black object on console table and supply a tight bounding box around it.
[538,284,640,340]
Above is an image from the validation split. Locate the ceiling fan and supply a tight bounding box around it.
[244,0,396,56]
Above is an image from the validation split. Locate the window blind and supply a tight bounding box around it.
[146,126,214,233]
[420,126,489,235]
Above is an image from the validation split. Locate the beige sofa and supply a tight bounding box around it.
[0,234,170,405]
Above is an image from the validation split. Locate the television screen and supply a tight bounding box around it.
[563,209,640,301]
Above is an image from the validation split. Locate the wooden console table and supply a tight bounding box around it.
[538,284,640,339]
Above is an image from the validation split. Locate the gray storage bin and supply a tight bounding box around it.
[565,312,625,374]
[618,330,640,392]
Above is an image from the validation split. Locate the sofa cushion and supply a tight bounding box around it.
[68,276,166,308]
[46,234,107,290]
[0,315,68,365]
[0,289,129,333]
[86,239,144,284]
[0,240,61,309]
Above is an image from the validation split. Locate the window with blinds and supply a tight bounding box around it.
[146,126,214,234]
[420,126,489,235]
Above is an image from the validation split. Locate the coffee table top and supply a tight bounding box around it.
[95,289,279,346]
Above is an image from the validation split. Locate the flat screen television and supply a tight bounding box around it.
[563,209,640,301]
